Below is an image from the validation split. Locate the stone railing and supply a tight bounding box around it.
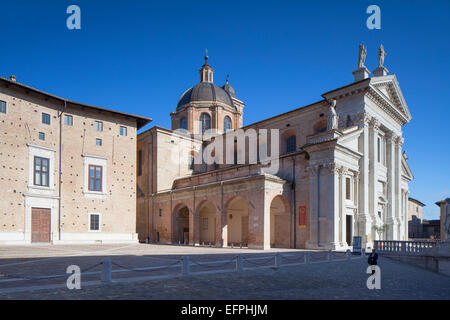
[374,240,439,255]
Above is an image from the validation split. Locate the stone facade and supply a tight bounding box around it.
[137,52,415,250]
[0,76,150,244]
[407,197,425,238]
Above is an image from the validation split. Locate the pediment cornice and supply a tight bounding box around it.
[366,86,409,126]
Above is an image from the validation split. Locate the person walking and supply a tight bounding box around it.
[368,249,378,274]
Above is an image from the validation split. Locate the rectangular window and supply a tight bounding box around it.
[42,113,50,125]
[94,121,103,132]
[159,208,162,217]
[96,138,102,146]
[88,165,102,192]
[89,214,100,231]
[34,156,49,187]
[38,132,45,141]
[203,218,208,230]
[120,126,127,136]
[0,100,6,113]
[138,150,142,176]
[286,135,296,153]
[345,177,351,200]
[64,114,73,126]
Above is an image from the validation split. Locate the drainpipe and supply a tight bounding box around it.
[317,165,322,247]
[58,100,67,241]
[292,158,296,248]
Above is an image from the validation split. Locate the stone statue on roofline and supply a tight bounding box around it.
[378,44,387,68]
[358,43,367,69]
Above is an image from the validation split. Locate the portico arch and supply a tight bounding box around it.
[172,204,190,244]
[197,200,216,245]
[270,195,290,248]
[225,196,249,247]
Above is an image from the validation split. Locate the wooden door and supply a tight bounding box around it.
[31,208,51,243]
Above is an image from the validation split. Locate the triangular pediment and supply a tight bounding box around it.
[370,75,412,123]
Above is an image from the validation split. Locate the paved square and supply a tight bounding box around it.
[0,244,449,299]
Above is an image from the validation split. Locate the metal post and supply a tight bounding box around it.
[346,249,351,260]
[305,251,311,264]
[362,248,366,258]
[236,254,243,272]
[328,250,333,262]
[101,258,112,283]
[182,255,190,276]
[275,252,282,269]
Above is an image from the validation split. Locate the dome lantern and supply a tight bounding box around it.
[199,49,214,83]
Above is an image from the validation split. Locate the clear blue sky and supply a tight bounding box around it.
[1,0,449,219]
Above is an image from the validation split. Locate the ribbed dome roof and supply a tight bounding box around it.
[177,82,234,111]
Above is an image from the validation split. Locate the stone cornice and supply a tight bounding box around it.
[366,87,408,126]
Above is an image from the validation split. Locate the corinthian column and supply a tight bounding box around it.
[369,117,380,241]
[357,113,372,248]
[395,135,404,239]
[386,131,396,240]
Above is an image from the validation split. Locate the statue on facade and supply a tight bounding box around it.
[378,44,387,68]
[327,99,338,131]
[358,43,367,69]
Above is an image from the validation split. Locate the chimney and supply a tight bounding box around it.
[9,75,17,82]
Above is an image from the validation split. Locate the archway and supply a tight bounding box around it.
[198,201,216,245]
[270,195,290,248]
[173,205,190,244]
[226,196,249,247]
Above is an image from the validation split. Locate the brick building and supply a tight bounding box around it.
[0,76,151,244]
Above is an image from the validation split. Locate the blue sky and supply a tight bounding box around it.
[1,0,449,219]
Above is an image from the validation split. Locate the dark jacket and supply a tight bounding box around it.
[368,252,378,265]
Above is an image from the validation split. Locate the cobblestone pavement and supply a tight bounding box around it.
[1,253,449,299]
[0,243,336,293]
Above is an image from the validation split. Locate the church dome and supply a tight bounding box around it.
[176,82,235,111]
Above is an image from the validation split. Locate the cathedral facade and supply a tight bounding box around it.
[136,46,413,250]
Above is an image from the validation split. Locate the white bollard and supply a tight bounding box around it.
[328,250,333,262]
[101,258,112,283]
[275,252,282,269]
[305,251,311,264]
[236,254,244,272]
[182,255,190,276]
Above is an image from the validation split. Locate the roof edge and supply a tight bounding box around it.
[0,76,152,129]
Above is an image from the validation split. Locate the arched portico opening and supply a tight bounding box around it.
[173,205,190,244]
[270,195,290,248]
[198,201,216,245]
[226,196,249,247]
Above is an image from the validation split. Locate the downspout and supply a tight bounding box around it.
[151,132,155,242]
[317,165,322,246]
[58,99,67,241]
[292,157,296,248]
